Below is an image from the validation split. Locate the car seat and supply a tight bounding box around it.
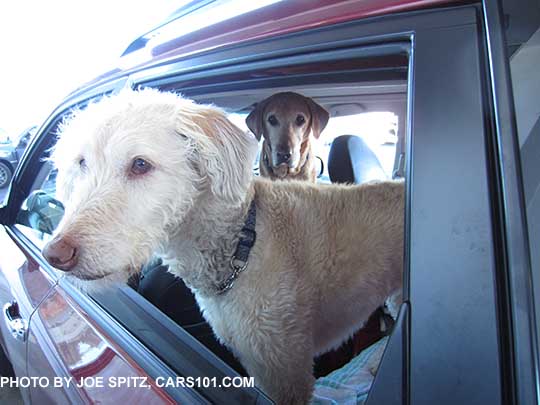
[137,257,245,374]
[328,135,387,183]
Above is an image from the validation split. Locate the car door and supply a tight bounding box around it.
[8,161,175,404]
[0,226,54,403]
[0,85,195,404]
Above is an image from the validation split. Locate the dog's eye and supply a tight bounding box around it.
[79,158,87,169]
[130,158,153,176]
[267,115,278,126]
[295,115,306,126]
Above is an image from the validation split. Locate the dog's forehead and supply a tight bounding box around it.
[264,95,310,118]
[59,105,180,161]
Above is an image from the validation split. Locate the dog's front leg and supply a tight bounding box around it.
[196,293,314,403]
[239,341,315,405]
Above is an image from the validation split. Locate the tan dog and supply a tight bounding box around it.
[43,89,403,404]
[246,92,329,181]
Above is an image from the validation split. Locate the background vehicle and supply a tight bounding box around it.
[0,127,36,189]
[1,0,539,404]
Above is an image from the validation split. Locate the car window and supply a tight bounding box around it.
[13,46,409,403]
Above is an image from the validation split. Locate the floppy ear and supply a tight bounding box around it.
[246,100,267,140]
[306,98,330,139]
[185,107,256,204]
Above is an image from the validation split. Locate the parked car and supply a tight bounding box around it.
[0,128,9,144]
[0,126,37,189]
[1,0,539,404]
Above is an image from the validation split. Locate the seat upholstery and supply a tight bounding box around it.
[137,258,245,374]
[328,135,387,184]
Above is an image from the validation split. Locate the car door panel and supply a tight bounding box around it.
[27,280,175,404]
[0,227,56,403]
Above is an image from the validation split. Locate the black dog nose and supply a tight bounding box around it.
[43,236,79,271]
[276,151,292,165]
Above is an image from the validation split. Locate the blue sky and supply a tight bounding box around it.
[0,1,183,136]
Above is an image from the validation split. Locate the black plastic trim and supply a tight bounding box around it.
[138,42,410,92]
[366,303,409,405]
[408,5,503,404]
[482,0,540,403]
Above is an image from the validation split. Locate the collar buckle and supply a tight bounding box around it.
[216,200,257,295]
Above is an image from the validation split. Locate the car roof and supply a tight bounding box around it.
[74,0,465,93]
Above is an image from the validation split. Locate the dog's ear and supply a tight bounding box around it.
[186,107,256,204]
[246,100,267,140]
[306,98,330,139]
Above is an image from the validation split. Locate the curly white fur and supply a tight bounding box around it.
[48,89,404,404]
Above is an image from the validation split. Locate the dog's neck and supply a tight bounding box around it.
[162,186,255,297]
[291,138,314,177]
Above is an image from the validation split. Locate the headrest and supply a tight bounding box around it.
[328,135,387,184]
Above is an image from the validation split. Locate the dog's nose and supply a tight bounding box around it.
[275,150,292,165]
[43,236,79,271]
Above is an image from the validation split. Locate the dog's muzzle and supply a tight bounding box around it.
[273,164,290,178]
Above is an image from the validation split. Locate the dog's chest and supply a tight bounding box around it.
[195,293,244,349]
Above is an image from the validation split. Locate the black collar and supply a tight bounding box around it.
[216,199,257,294]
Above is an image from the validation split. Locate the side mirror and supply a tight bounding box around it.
[17,190,64,235]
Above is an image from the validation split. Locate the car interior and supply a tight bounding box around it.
[14,50,409,402]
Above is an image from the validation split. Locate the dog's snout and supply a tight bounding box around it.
[43,236,79,271]
[275,150,292,165]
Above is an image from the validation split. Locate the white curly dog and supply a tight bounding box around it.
[42,89,404,404]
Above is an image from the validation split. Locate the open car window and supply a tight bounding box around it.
[12,39,409,403]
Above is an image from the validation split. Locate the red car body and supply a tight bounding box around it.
[80,0,459,90]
